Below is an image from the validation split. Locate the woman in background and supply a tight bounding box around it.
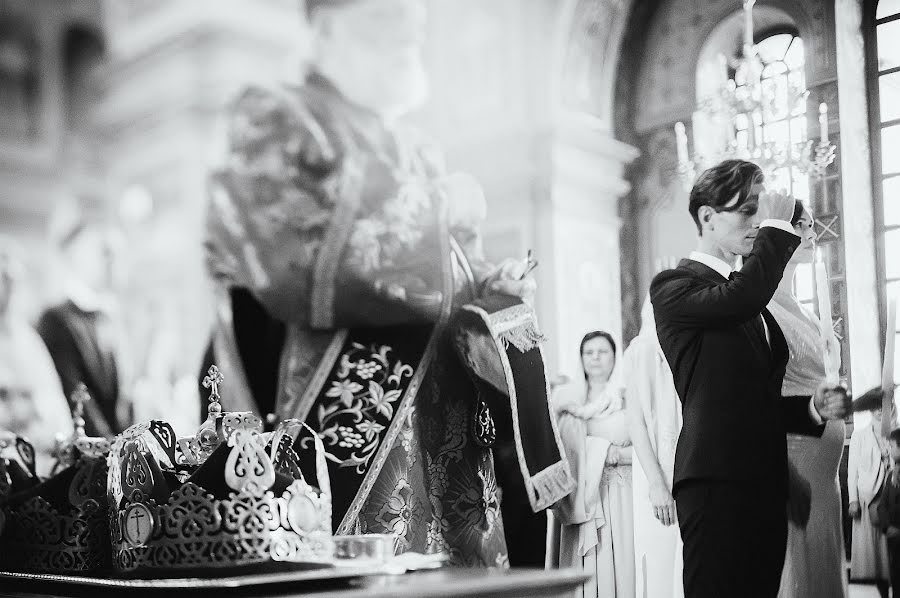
[769,201,847,598]
[554,330,634,598]
[0,238,71,475]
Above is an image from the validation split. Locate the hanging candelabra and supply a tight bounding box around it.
[674,0,836,190]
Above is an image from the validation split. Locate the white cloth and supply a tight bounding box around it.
[555,404,634,598]
[623,298,684,598]
[0,320,72,476]
[848,423,891,581]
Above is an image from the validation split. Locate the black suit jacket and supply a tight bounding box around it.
[650,227,824,499]
[36,301,124,437]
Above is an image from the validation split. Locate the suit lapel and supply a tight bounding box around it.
[762,308,788,368]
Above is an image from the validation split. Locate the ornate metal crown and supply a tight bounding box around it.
[0,385,112,574]
[108,366,333,575]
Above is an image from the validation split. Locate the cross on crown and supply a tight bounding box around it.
[71,383,91,437]
[203,366,224,403]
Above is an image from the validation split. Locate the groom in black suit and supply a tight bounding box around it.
[650,160,851,597]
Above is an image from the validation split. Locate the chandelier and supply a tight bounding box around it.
[674,0,836,190]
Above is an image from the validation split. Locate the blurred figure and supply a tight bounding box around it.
[624,296,684,598]
[201,0,549,565]
[554,331,634,598]
[131,298,199,437]
[37,218,130,437]
[0,237,71,475]
[849,400,893,597]
[875,428,900,597]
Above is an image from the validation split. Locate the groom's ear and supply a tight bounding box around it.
[697,206,714,233]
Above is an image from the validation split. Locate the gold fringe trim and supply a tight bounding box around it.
[526,460,575,511]
[498,320,546,353]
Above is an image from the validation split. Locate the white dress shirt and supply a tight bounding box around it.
[686,220,824,424]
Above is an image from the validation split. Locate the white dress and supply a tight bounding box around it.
[622,305,684,598]
[555,397,634,598]
[769,290,847,597]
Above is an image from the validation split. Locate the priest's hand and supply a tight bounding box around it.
[484,259,536,304]
[813,382,851,421]
[849,501,861,519]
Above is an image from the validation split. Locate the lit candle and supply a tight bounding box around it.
[675,122,689,165]
[815,249,833,346]
[881,297,897,394]
[882,295,897,430]
[743,0,756,55]
[718,53,729,83]
[819,103,829,143]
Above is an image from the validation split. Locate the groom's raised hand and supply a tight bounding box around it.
[813,381,852,421]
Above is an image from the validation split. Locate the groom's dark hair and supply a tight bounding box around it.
[689,160,764,235]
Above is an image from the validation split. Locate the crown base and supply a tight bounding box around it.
[2,494,111,574]
[110,481,333,575]
[113,531,335,575]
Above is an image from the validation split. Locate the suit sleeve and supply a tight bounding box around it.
[35,310,85,405]
[650,227,800,328]
[876,478,892,531]
[780,394,825,437]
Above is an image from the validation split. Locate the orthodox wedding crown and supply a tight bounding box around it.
[108,366,334,575]
[0,385,112,573]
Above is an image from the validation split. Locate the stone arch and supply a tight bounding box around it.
[0,15,41,139]
[632,0,824,136]
[61,23,105,133]
[552,0,636,129]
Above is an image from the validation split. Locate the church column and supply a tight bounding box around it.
[834,0,882,392]
[538,113,638,381]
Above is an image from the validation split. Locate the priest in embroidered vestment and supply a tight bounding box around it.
[201,0,569,566]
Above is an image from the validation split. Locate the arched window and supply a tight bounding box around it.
[733,30,808,203]
[730,30,816,309]
[866,0,900,385]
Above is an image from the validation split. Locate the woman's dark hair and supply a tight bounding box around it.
[688,159,764,234]
[579,330,616,380]
[790,199,807,226]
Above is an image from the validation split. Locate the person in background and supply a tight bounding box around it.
[625,296,683,598]
[554,330,634,598]
[849,397,892,597]
[37,217,130,437]
[876,427,900,596]
[0,237,72,475]
[769,200,847,598]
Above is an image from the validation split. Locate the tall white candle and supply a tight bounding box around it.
[718,53,729,83]
[881,295,896,436]
[883,295,897,392]
[815,249,833,341]
[743,0,756,55]
[675,122,689,165]
[819,103,829,143]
